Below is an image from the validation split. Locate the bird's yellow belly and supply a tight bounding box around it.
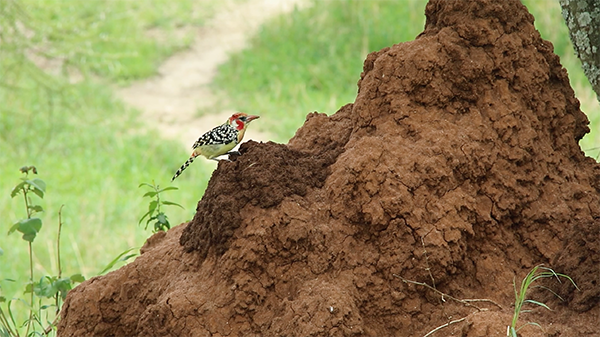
[195,141,237,159]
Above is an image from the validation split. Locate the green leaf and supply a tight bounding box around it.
[59,290,69,300]
[33,276,73,300]
[148,200,158,212]
[144,216,156,230]
[99,248,138,275]
[8,222,19,235]
[139,182,154,188]
[162,200,184,209]
[119,254,137,263]
[0,296,5,303]
[53,277,74,299]
[138,209,153,225]
[70,274,85,283]
[29,178,46,192]
[142,191,158,198]
[154,221,170,232]
[28,205,44,213]
[158,186,178,193]
[24,282,34,294]
[9,218,43,242]
[10,182,26,198]
[120,253,138,264]
[154,213,170,231]
[54,277,72,290]
[6,298,19,326]
[516,321,542,332]
[524,299,551,310]
[25,218,42,241]
[34,276,59,298]
[26,178,46,199]
[30,187,44,199]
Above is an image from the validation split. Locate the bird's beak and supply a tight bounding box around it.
[246,115,260,122]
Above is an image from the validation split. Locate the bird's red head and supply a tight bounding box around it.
[228,112,260,131]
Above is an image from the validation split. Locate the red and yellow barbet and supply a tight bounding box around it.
[171,112,259,181]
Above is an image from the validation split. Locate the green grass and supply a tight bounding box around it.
[0,79,212,327]
[0,0,221,331]
[214,0,427,142]
[17,0,218,83]
[214,0,599,156]
[508,265,577,337]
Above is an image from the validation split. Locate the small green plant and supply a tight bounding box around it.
[2,166,84,337]
[507,265,578,337]
[138,182,183,232]
[98,248,138,275]
[6,166,46,336]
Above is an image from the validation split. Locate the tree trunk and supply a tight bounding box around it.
[559,0,600,102]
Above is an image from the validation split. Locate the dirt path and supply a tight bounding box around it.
[118,0,306,148]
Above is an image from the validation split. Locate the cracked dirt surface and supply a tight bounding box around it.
[117,0,306,148]
[59,0,600,336]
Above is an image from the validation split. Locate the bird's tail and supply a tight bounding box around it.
[171,156,196,181]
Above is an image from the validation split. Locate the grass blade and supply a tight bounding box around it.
[98,248,138,275]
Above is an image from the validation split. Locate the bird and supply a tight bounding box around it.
[171,112,260,181]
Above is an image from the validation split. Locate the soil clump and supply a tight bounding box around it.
[58,0,599,336]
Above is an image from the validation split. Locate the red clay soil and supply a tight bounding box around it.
[57,0,600,336]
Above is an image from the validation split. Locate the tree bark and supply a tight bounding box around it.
[559,0,600,102]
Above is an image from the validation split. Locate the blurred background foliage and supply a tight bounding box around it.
[214,0,599,145]
[0,0,218,313]
[0,0,598,325]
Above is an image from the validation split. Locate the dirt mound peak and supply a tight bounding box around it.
[58,0,599,336]
[179,137,348,259]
